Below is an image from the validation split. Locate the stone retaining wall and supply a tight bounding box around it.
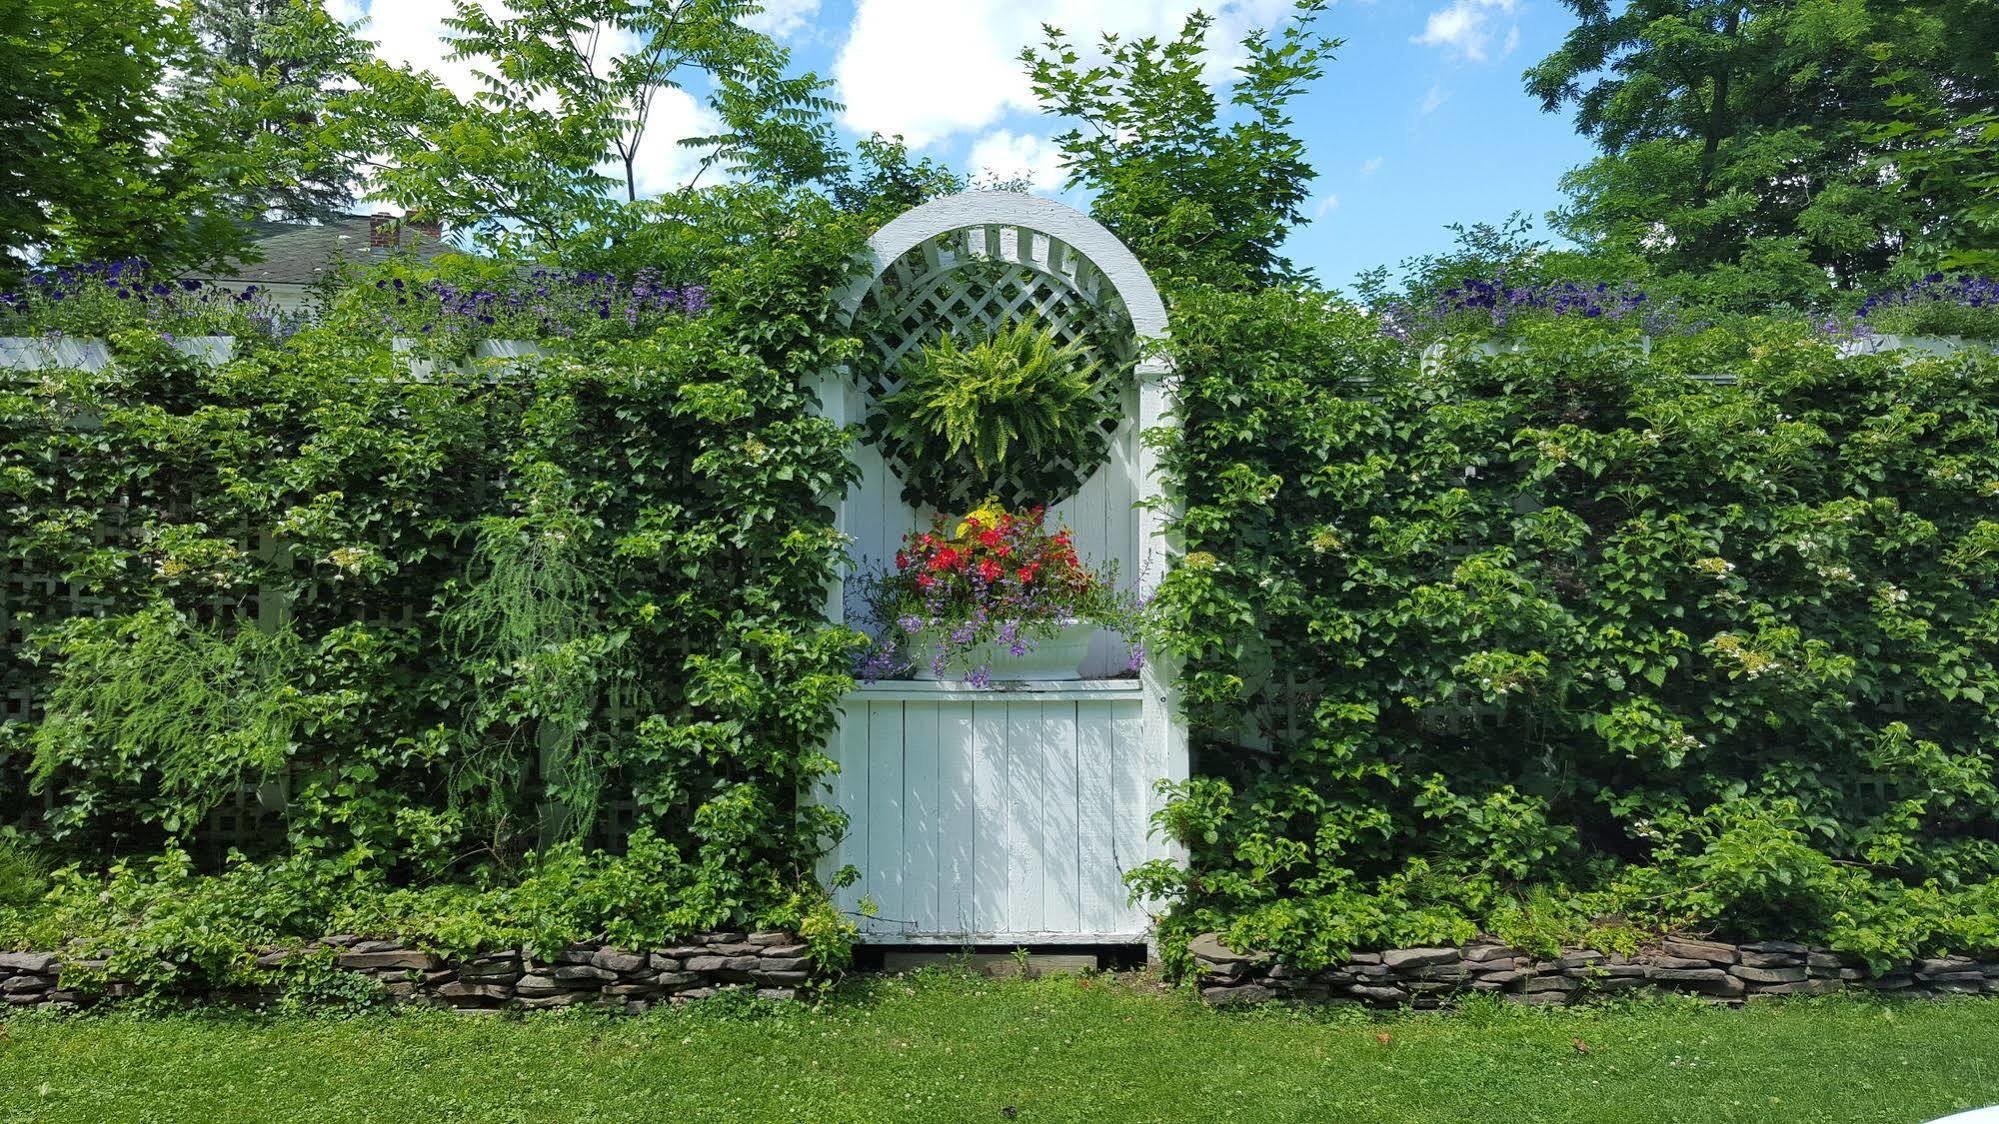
[1191,933,1999,1007]
[0,931,820,1013]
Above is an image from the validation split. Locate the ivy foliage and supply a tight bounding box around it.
[0,191,867,960]
[1141,298,1999,970]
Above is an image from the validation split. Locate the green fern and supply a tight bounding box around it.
[30,604,304,833]
[443,501,628,843]
[876,320,1104,506]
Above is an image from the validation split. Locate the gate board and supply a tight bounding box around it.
[828,681,1160,943]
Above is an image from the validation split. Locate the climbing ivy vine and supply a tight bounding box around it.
[0,191,867,959]
[1141,297,1999,969]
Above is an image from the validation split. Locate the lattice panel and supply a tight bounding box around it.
[855,224,1135,510]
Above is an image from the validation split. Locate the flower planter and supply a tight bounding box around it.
[909,619,1096,681]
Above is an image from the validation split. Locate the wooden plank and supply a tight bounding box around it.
[902,700,941,933]
[829,699,870,926]
[1005,701,1044,934]
[939,702,978,934]
[970,701,1009,934]
[848,681,1145,704]
[1042,701,1082,934]
[1076,699,1120,933]
[1110,698,1148,927]
[865,701,904,935]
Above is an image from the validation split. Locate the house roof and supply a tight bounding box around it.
[192,215,458,288]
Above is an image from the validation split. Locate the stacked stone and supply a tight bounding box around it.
[0,931,817,1013]
[1191,934,1999,1008]
[0,951,77,1010]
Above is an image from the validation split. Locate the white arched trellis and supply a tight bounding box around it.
[814,193,1186,947]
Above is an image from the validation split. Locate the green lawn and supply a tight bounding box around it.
[3,970,1997,1124]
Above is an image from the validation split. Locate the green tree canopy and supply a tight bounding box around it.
[357,0,844,258]
[179,0,377,225]
[0,0,235,275]
[1025,0,1337,291]
[1528,0,1999,302]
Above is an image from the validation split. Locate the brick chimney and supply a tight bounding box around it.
[369,212,398,248]
[408,218,442,241]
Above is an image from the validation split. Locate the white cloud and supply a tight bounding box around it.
[969,130,1068,192]
[625,88,725,196]
[744,0,821,39]
[327,0,366,24]
[362,0,488,96]
[1412,0,1518,62]
[1420,84,1451,115]
[1314,193,1340,218]
[834,0,1298,148]
[1361,156,1384,176]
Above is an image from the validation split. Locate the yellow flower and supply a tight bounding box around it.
[954,497,1007,539]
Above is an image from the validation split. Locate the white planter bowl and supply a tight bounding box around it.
[909,619,1096,682]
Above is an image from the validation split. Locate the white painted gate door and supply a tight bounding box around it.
[829,683,1162,942]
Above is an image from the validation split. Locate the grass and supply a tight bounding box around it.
[2,970,1998,1124]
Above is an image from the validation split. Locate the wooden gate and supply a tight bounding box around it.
[815,193,1184,946]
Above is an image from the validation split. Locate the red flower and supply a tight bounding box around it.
[915,574,935,590]
[894,550,910,571]
[978,559,1004,583]
[979,529,1004,548]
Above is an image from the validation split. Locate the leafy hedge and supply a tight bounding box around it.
[7,207,1999,987]
[0,191,867,969]
[1141,297,1999,970]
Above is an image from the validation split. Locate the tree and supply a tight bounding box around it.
[1528,1,1999,300]
[1870,60,1999,276]
[1025,0,1338,291]
[0,0,242,275]
[359,0,843,256]
[829,134,965,225]
[177,0,376,225]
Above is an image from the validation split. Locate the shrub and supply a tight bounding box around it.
[0,834,854,997]
[0,190,869,952]
[0,260,300,339]
[1143,292,1999,968]
[1379,274,1678,343]
[321,253,712,359]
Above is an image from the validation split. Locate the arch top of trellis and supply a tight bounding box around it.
[840,191,1170,380]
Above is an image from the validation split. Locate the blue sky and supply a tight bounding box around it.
[344,0,1601,292]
